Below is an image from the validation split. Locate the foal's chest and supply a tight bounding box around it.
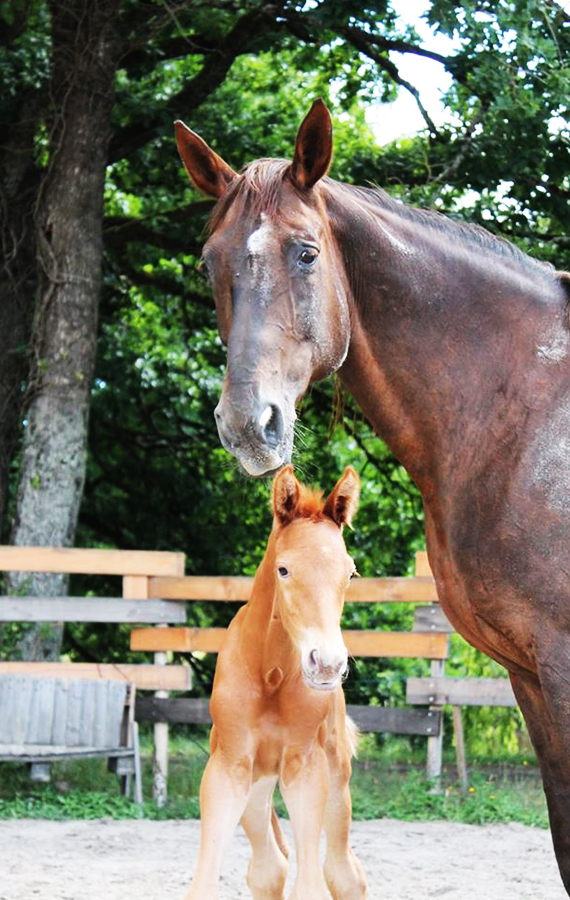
[251,688,332,778]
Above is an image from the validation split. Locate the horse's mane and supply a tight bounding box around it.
[208,158,554,277]
[331,180,554,275]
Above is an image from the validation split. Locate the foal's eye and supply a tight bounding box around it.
[198,259,210,282]
[350,570,360,581]
[277,566,290,579]
[297,247,319,269]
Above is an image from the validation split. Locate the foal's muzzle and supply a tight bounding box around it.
[302,644,349,692]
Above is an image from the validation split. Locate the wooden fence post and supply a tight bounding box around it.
[153,637,169,808]
[123,574,169,806]
[452,705,468,794]
[426,658,444,787]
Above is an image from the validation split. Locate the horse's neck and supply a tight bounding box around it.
[330,188,566,494]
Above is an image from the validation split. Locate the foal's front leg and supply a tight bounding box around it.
[279,744,329,900]
[323,737,367,900]
[241,775,289,900]
[185,745,252,900]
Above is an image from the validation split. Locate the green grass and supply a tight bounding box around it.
[0,733,549,827]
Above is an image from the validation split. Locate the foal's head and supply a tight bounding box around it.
[175,100,348,476]
[270,465,359,692]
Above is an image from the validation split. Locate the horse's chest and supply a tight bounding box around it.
[252,694,330,778]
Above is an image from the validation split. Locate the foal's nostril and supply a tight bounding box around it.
[259,404,283,449]
[309,648,320,672]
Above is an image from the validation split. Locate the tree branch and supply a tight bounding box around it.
[331,24,442,136]
[108,6,278,163]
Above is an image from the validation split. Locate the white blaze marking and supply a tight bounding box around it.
[245,216,275,304]
[246,217,274,255]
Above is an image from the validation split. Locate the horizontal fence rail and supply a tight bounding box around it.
[146,574,439,603]
[0,662,191,692]
[407,676,517,707]
[130,626,449,659]
[134,696,443,737]
[0,597,186,624]
[0,546,185,577]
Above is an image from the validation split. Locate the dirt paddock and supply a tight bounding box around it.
[0,817,565,900]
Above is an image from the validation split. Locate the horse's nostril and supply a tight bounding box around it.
[259,405,272,429]
[309,648,319,671]
[260,404,283,448]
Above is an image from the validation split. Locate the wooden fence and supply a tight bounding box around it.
[0,546,516,801]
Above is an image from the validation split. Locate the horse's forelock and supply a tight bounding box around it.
[208,158,302,234]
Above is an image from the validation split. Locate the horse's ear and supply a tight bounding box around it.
[290,99,333,191]
[273,465,301,526]
[175,120,237,199]
[323,467,360,529]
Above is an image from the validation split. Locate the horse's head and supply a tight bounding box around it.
[270,465,359,692]
[176,101,349,476]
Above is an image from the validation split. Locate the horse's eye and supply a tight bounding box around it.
[198,259,210,281]
[277,566,290,579]
[297,247,318,268]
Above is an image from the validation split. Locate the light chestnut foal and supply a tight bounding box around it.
[186,465,367,900]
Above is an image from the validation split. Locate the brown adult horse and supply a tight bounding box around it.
[175,100,570,892]
[186,465,365,900]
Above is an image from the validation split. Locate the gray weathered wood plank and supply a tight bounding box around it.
[134,696,442,737]
[413,605,454,633]
[0,596,186,623]
[347,705,442,736]
[0,676,129,748]
[135,696,211,725]
[406,676,517,707]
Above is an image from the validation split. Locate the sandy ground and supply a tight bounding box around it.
[0,817,566,900]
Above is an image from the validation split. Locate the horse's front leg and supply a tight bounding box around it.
[241,775,289,900]
[511,659,570,897]
[279,744,329,900]
[185,743,253,900]
[322,726,367,900]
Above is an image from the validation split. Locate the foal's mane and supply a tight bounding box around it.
[208,158,554,278]
[289,483,327,523]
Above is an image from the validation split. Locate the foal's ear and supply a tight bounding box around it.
[175,120,237,199]
[290,99,333,191]
[323,467,360,529]
[272,465,301,526]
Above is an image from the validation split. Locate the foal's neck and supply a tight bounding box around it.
[246,534,299,683]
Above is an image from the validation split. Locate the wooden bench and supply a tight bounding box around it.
[0,546,190,797]
[0,674,143,801]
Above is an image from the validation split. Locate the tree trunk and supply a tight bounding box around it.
[0,89,42,541]
[7,0,122,661]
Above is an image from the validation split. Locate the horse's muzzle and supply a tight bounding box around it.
[214,397,291,477]
[301,645,348,692]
